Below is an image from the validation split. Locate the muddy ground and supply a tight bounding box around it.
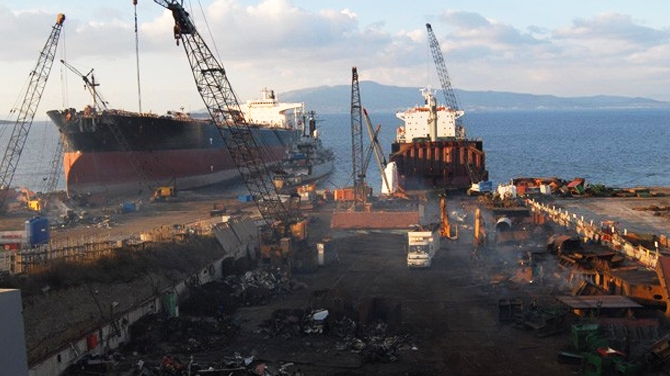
[7,188,670,375]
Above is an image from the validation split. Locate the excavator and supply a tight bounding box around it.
[153,0,308,273]
[439,193,458,240]
[0,14,65,212]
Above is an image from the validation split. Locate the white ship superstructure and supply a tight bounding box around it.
[243,88,305,129]
[395,87,464,143]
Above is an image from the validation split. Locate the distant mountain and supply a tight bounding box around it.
[278,81,670,114]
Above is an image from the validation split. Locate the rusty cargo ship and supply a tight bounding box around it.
[47,88,304,197]
[389,88,488,190]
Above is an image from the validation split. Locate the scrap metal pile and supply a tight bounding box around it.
[63,270,415,375]
[501,177,665,198]
[256,308,415,363]
[180,269,294,317]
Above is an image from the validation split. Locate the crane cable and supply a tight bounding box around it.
[134,0,143,113]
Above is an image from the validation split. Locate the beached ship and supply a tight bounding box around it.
[47,88,305,197]
[272,112,334,192]
[389,88,488,190]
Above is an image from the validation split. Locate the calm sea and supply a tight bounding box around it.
[316,109,670,193]
[3,109,669,193]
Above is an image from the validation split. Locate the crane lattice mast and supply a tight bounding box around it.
[426,23,461,115]
[153,0,289,226]
[0,14,65,208]
[426,23,485,184]
[350,67,366,204]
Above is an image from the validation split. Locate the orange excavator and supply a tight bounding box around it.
[439,193,458,240]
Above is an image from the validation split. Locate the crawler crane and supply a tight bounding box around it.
[426,23,490,193]
[0,14,65,211]
[153,0,307,271]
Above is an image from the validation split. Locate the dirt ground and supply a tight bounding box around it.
[10,187,670,375]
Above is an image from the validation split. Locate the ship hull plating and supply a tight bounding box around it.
[390,139,487,190]
[48,109,300,196]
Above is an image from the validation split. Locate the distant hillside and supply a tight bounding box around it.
[279,82,670,114]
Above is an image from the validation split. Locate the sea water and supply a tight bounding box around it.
[3,109,669,193]
[316,109,670,192]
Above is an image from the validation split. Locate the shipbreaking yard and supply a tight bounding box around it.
[2,182,670,376]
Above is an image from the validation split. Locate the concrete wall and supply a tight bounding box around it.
[28,218,259,376]
[0,289,28,375]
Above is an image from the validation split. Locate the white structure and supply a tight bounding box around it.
[395,88,463,143]
[381,162,399,195]
[407,230,439,268]
[242,88,305,129]
[0,289,28,375]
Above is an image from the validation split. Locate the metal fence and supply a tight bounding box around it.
[0,216,225,275]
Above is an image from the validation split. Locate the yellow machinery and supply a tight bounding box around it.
[21,188,43,213]
[28,199,42,213]
[152,186,176,201]
[474,208,486,247]
[439,194,458,240]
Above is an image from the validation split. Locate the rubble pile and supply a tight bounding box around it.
[181,270,293,316]
[633,204,670,220]
[257,307,415,364]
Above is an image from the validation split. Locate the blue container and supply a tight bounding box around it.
[237,194,254,202]
[478,180,493,193]
[122,202,136,213]
[25,217,49,246]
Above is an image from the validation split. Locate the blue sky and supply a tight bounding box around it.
[2,0,670,117]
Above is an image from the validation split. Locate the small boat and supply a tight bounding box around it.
[272,111,334,192]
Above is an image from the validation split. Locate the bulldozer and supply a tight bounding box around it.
[151,185,176,202]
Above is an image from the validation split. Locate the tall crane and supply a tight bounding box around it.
[362,108,392,195]
[426,23,461,117]
[426,23,486,186]
[350,67,366,204]
[152,0,292,228]
[0,14,65,209]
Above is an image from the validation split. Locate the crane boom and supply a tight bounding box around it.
[154,0,289,225]
[426,23,460,113]
[59,60,108,110]
[362,108,391,195]
[0,14,65,206]
[350,67,366,204]
[426,23,487,185]
[41,135,64,194]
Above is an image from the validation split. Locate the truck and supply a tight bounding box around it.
[407,230,439,268]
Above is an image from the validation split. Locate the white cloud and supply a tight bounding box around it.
[2,0,670,117]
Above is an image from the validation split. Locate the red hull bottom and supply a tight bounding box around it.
[64,146,285,197]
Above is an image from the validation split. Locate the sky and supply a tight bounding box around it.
[1,0,670,118]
